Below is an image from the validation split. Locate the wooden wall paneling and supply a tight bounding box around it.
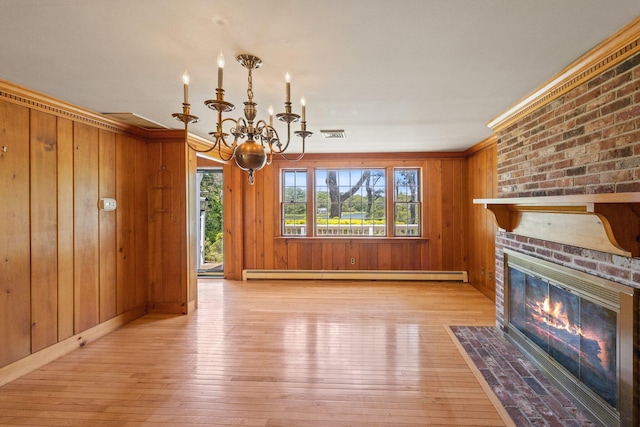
[465,142,497,301]
[30,110,59,352]
[73,122,100,333]
[484,146,497,299]
[242,179,258,270]
[134,137,149,308]
[297,242,313,270]
[467,153,480,287]
[399,242,413,270]
[420,240,430,270]
[453,159,467,271]
[223,164,245,279]
[310,242,323,270]
[186,146,197,307]
[0,101,31,366]
[345,242,356,270]
[425,160,443,270]
[287,240,299,269]
[390,242,403,270]
[147,142,163,307]
[331,242,346,270]
[377,242,392,270]
[262,164,276,269]
[160,142,185,307]
[255,168,267,269]
[243,155,470,274]
[116,134,136,313]
[321,242,333,270]
[468,154,480,287]
[98,130,117,322]
[274,238,288,270]
[360,242,377,270]
[56,117,74,340]
[440,161,454,271]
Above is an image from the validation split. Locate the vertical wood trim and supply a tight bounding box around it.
[98,130,117,322]
[453,159,467,271]
[186,146,197,308]
[30,109,58,352]
[311,242,323,270]
[263,165,276,269]
[426,159,443,269]
[116,134,135,313]
[73,122,100,333]
[274,238,288,269]
[466,141,497,301]
[134,137,149,308]
[243,178,258,269]
[56,117,74,340]
[440,161,454,270]
[377,243,392,270]
[0,101,31,366]
[160,142,185,306]
[223,164,244,279]
[146,143,163,306]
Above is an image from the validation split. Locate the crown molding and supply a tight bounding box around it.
[0,78,144,135]
[464,135,497,157]
[487,16,640,132]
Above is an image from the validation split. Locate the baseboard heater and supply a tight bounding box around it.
[242,269,468,282]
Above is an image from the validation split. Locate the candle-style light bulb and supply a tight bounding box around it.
[268,105,274,126]
[301,97,306,122]
[217,51,225,89]
[182,70,190,103]
[285,72,291,103]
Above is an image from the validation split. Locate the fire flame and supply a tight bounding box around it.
[531,297,609,368]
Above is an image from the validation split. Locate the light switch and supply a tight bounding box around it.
[98,198,117,211]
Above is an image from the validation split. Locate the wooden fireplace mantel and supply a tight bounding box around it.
[474,193,640,258]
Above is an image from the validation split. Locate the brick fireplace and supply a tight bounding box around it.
[493,44,640,326]
[483,19,640,427]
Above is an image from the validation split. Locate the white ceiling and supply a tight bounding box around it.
[0,1,639,154]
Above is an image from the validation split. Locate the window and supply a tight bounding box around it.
[282,170,307,235]
[315,169,386,236]
[281,167,421,237]
[394,168,421,236]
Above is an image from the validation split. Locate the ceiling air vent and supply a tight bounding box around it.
[320,129,346,139]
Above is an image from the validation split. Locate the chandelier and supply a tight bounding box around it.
[172,53,312,184]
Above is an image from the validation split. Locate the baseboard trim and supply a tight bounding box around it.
[242,269,468,282]
[0,305,146,387]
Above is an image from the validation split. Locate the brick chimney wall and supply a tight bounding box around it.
[494,52,640,328]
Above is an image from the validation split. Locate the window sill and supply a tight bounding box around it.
[276,236,428,243]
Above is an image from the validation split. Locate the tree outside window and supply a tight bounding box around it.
[316,169,386,236]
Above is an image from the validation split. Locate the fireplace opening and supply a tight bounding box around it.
[503,249,637,427]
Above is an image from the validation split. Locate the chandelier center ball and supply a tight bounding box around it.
[234,140,267,172]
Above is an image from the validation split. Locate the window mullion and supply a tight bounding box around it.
[308,167,314,237]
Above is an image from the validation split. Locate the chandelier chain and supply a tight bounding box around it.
[247,68,254,102]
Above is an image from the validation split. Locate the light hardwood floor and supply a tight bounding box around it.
[0,280,507,426]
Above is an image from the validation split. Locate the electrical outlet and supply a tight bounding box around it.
[350,257,356,265]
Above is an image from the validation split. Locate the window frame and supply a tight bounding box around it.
[280,164,424,239]
[393,167,422,237]
[281,169,310,237]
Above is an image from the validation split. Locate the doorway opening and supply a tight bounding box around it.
[196,168,223,277]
